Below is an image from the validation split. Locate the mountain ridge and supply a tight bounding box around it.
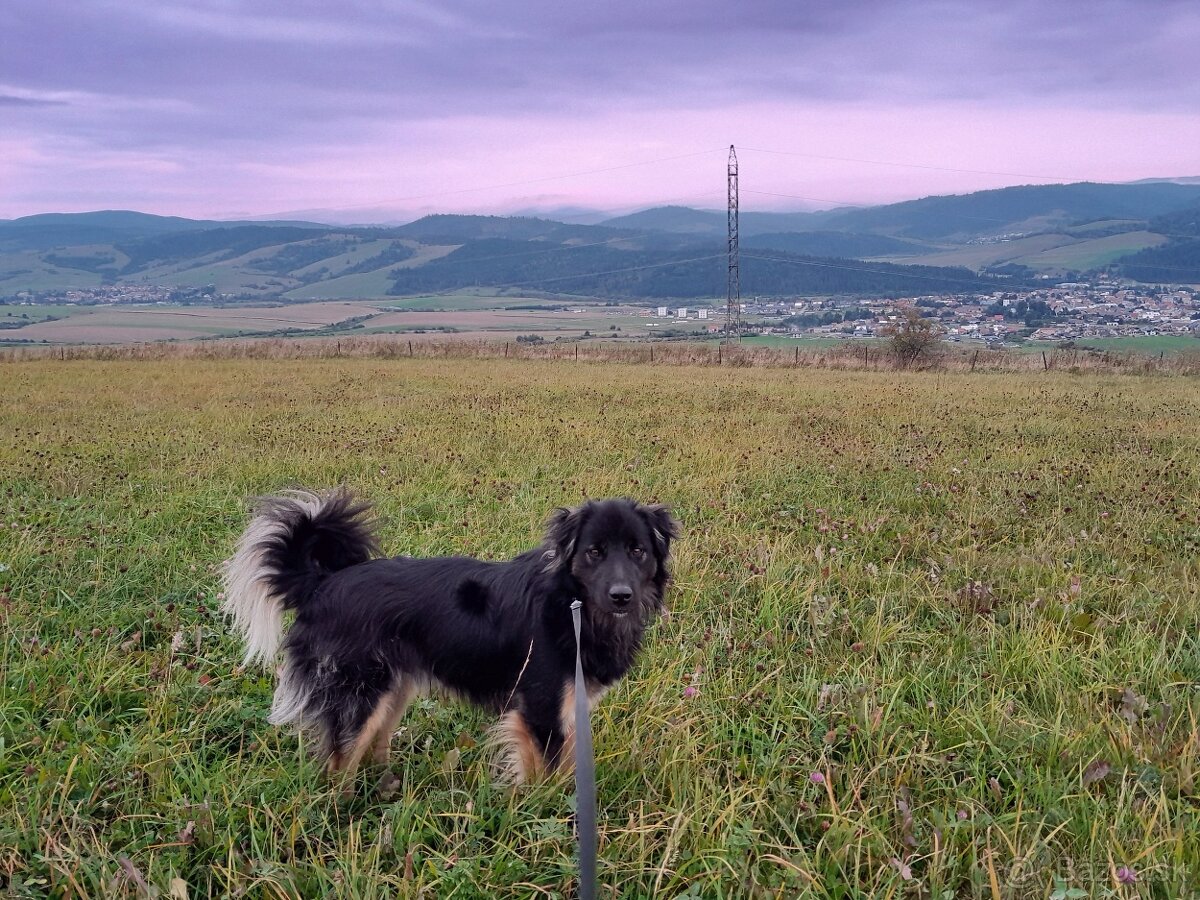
[5,178,1199,301]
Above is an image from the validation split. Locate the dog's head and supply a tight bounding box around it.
[544,498,680,622]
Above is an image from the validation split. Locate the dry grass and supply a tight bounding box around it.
[1,357,1198,897]
[4,334,1200,377]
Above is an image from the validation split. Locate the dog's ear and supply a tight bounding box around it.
[637,503,680,564]
[543,503,587,572]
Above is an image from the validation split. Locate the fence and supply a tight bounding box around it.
[3,336,1198,376]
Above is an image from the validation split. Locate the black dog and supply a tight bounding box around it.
[222,489,679,784]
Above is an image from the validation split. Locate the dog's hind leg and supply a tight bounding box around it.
[327,680,406,789]
[371,678,416,764]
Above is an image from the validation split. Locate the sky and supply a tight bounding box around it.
[2,0,1199,222]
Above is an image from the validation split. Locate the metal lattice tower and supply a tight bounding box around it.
[726,145,741,339]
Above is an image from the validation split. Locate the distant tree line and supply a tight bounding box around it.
[385,239,1019,300]
[782,307,873,328]
[1114,238,1200,284]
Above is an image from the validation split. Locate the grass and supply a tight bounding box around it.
[1072,335,1200,355]
[879,232,1166,275]
[373,293,593,312]
[2,358,1199,897]
[1016,233,1167,272]
[0,305,89,318]
[740,335,875,350]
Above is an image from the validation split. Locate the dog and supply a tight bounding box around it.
[222,488,679,786]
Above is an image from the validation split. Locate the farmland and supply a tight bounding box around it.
[0,300,688,345]
[0,302,378,344]
[2,358,1199,897]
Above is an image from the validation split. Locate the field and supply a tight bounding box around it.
[0,303,377,344]
[1072,335,1200,356]
[882,232,1168,275]
[739,335,877,350]
[2,358,1199,897]
[0,301,699,345]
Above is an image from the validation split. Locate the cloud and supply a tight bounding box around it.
[2,1,1199,216]
[0,94,67,108]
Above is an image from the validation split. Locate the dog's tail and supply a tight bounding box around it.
[222,488,379,668]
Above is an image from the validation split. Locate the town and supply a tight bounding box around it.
[8,278,1200,349]
[676,280,1200,346]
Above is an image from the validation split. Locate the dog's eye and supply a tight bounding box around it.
[586,547,603,560]
[630,546,646,559]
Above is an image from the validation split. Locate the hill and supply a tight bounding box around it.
[0,210,327,251]
[600,206,826,237]
[816,182,1200,241]
[384,237,1017,299]
[1,211,1020,302]
[7,179,1200,301]
[742,231,934,258]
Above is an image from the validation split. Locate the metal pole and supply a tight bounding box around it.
[726,145,740,341]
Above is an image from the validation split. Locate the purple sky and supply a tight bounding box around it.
[3,0,1199,221]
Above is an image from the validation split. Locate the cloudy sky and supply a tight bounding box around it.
[3,0,1198,221]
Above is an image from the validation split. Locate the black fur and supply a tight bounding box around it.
[226,489,679,779]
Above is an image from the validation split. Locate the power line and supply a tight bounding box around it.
[742,188,868,209]
[739,146,1078,183]
[469,253,726,291]
[741,252,1012,289]
[337,148,728,211]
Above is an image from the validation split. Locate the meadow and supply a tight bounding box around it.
[1,356,1199,898]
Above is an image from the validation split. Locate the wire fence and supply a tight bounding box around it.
[4,335,1199,376]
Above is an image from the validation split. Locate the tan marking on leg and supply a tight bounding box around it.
[559,684,577,772]
[329,688,404,791]
[371,679,416,764]
[558,680,611,774]
[489,710,545,784]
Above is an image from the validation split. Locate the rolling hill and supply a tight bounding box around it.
[0,210,329,252]
[5,178,1199,303]
[813,181,1200,241]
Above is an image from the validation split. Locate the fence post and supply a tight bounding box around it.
[717,344,721,365]
[575,344,579,361]
[1042,351,1049,371]
[971,350,979,373]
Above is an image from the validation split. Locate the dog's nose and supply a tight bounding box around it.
[609,585,633,606]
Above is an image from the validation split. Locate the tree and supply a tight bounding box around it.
[883,306,942,368]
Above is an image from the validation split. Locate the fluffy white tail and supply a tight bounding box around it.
[221,489,378,668]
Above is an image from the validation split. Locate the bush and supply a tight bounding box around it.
[882,307,942,368]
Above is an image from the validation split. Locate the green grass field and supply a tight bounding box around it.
[0,304,89,323]
[2,359,1199,897]
[1072,335,1200,356]
[1017,232,1168,272]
